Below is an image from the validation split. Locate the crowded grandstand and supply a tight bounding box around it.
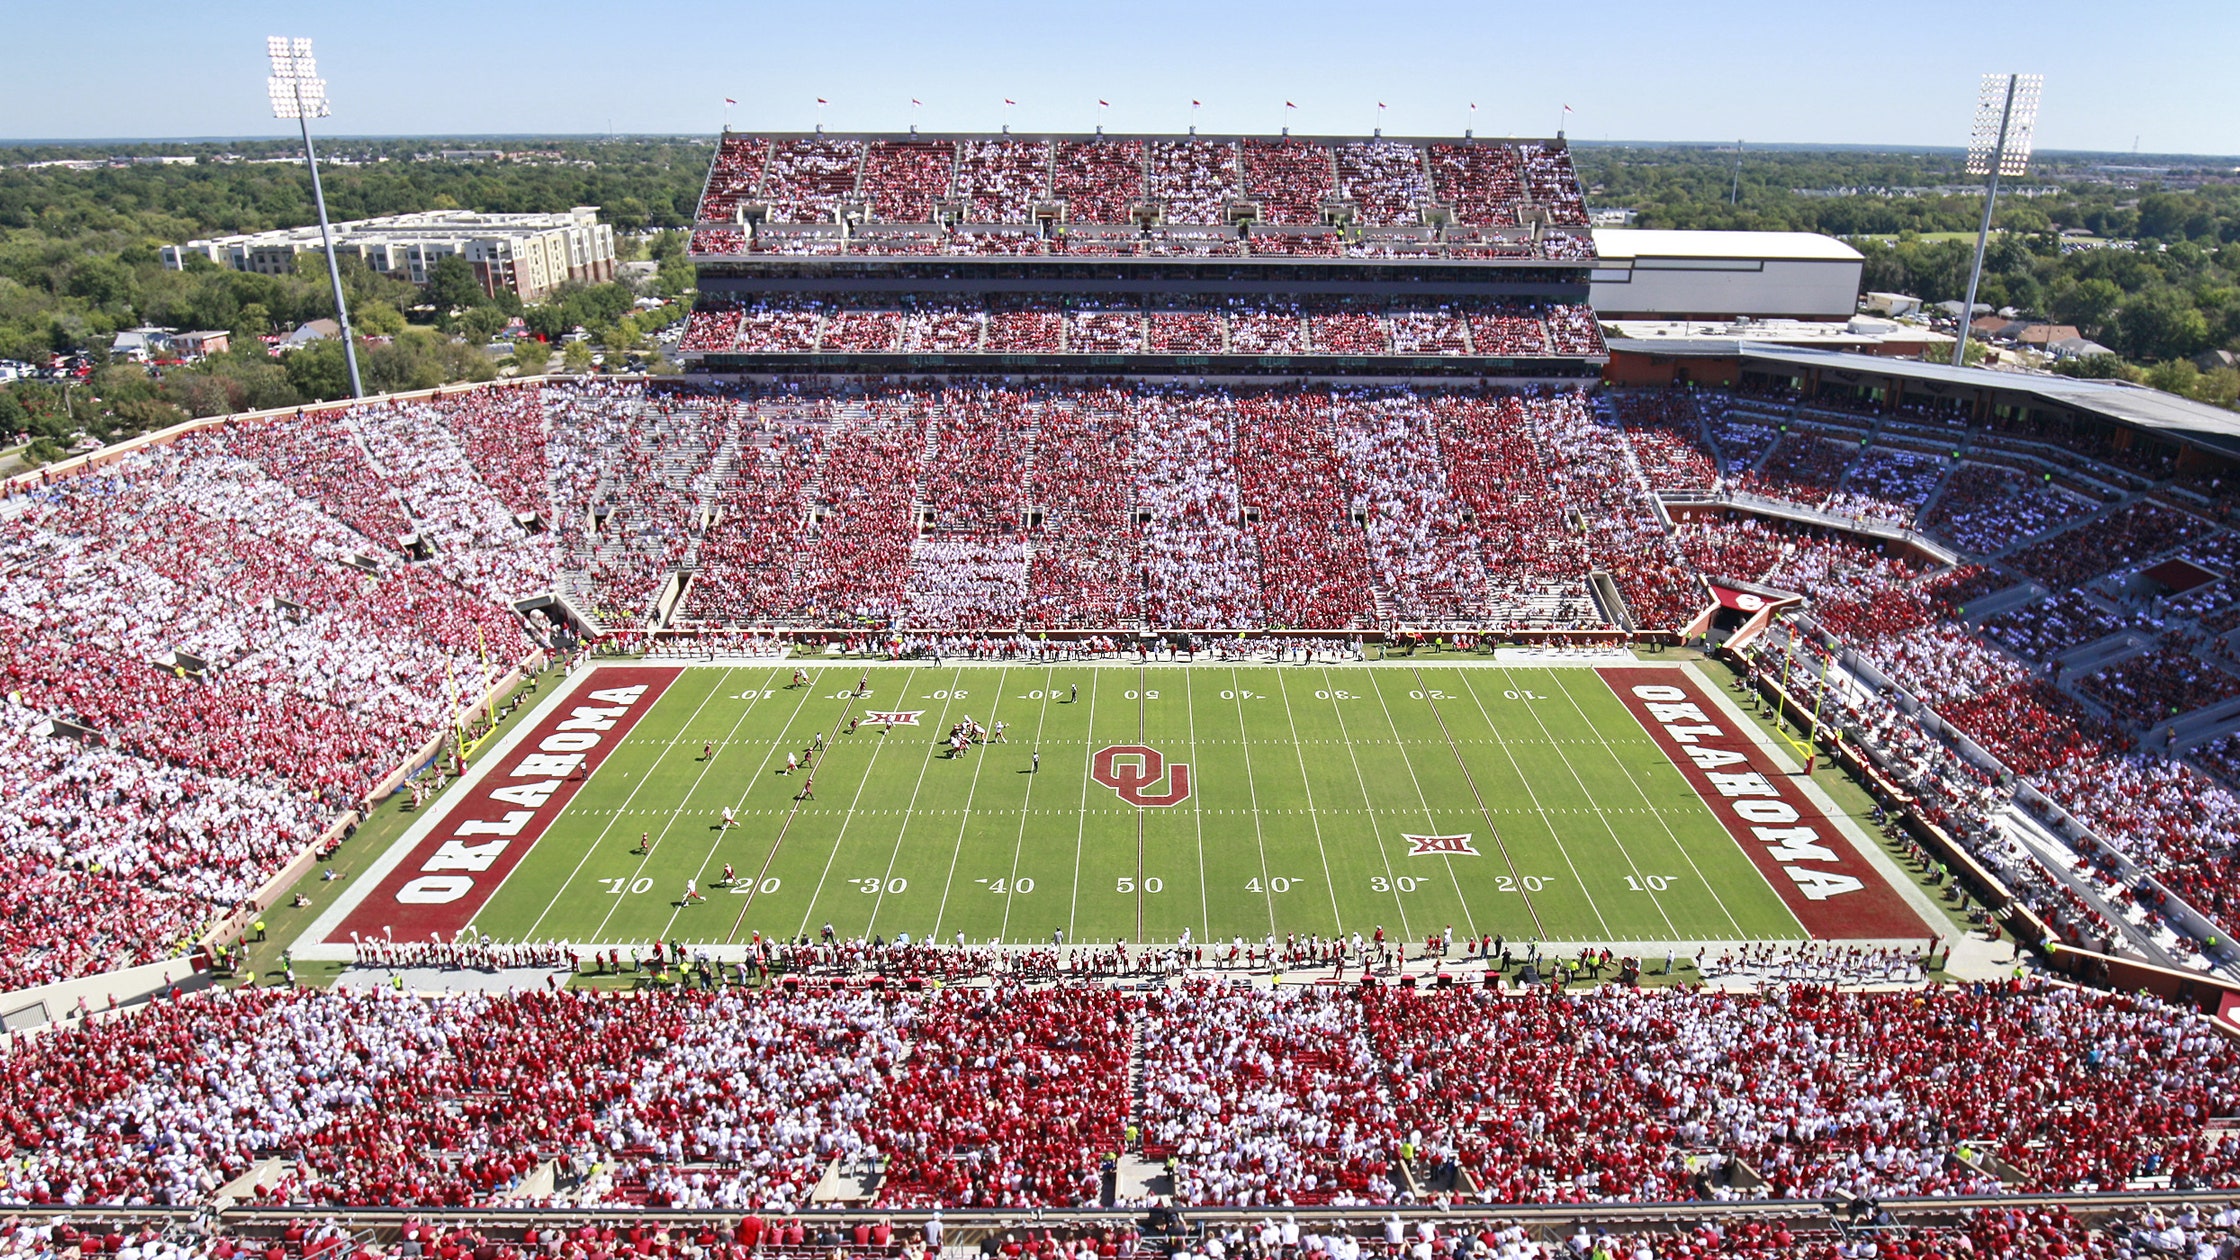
[1,120,2238,1253]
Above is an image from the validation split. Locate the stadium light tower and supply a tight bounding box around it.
[1953,73,2043,368]
[268,36,364,398]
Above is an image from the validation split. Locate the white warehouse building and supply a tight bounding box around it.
[1587,229,1865,321]
[163,207,616,303]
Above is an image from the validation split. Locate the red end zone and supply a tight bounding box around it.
[1598,666,1928,940]
[333,666,680,942]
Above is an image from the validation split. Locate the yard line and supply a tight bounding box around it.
[516,667,741,942]
[930,667,1011,940]
[588,666,807,944]
[1314,666,1415,941]
[779,690,913,941]
[1134,669,1147,941]
[1466,668,1681,939]
[1182,669,1209,940]
[1226,667,1279,936]
[864,668,968,938]
[1382,669,1539,940]
[655,670,826,942]
[1271,671,1346,930]
[728,678,880,942]
[997,667,1057,940]
[1550,669,1756,938]
[1064,670,1102,941]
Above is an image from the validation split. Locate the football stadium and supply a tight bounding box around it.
[5,94,2240,1260]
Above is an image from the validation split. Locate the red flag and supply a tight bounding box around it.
[1191,99,1201,107]
[724,98,736,106]
[911,98,922,106]
[1098,99,1110,107]
[1003,98,1016,106]
[816,97,828,105]
[1285,101,1297,109]
[1377,102,1386,109]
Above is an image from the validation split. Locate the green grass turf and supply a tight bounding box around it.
[469,663,1806,947]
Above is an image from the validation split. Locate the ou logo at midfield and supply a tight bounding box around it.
[1091,744,1193,808]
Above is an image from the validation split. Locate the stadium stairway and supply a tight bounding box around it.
[1982,491,2137,566]
[1110,1018,1169,1206]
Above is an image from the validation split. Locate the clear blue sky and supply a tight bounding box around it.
[4,0,2234,155]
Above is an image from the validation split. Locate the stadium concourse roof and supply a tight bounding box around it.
[1617,341,2240,456]
[1589,229,1864,263]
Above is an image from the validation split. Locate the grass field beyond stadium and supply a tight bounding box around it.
[322,659,1942,952]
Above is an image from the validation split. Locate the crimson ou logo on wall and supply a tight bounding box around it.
[1091,744,1193,808]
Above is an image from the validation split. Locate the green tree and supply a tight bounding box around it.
[425,255,488,312]
[2051,278,2123,336]
[282,339,353,401]
[353,299,407,337]
[2117,290,2211,361]
[561,339,593,374]
[232,301,273,342]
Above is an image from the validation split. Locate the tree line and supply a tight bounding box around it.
[0,138,707,462]
[1574,144,2240,408]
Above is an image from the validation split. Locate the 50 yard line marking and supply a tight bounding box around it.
[1135,668,1147,941]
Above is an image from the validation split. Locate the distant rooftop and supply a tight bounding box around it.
[1590,229,1863,263]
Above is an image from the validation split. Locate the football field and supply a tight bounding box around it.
[315,657,1936,953]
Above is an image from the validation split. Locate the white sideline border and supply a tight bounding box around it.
[1686,660,1951,943]
[292,664,604,962]
[293,655,1944,963]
